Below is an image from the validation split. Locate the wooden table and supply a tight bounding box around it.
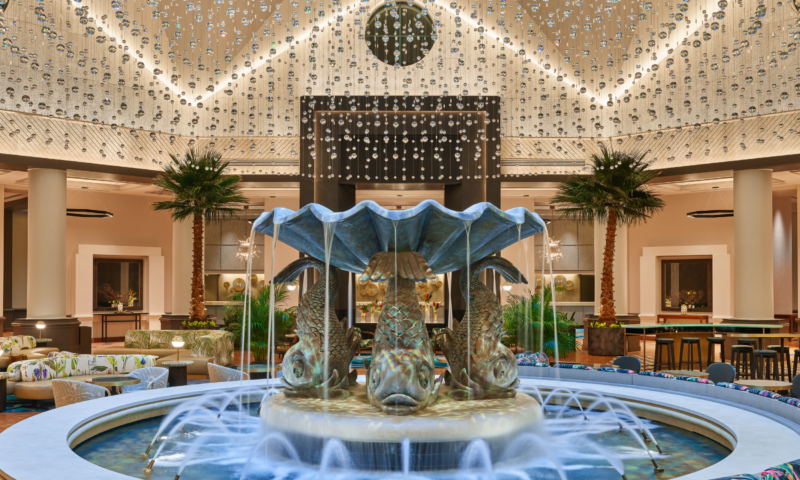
[623,324,783,371]
[736,379,793,392]
[90,376,140,395]
[661,370,709,378]
[657,314,710,324]
[99,312,146,342]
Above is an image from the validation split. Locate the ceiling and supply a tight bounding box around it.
[0,0,797,176]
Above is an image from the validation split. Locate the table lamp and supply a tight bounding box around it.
[35,321,45,340]
[172,336,185,362]
[502,282,512,292]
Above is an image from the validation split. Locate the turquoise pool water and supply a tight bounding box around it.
[73,401,729,479]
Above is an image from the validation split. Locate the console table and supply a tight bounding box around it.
[99,312,146,342]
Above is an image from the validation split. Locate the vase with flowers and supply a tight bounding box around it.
[420,292,432,321]
[431,302,441,322]
[359,304,369,322]
[127,290,138,307]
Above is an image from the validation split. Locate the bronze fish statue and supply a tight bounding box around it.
[442,256,527,400]
[362,252,443,415]
[274,257,360,399]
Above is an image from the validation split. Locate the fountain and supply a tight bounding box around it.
[29,200,749,480]
[255,200,545,470]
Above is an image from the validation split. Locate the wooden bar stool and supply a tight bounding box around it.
[679,337,702,371]
[654,338,676,371]
[754,349,779,380]
[767,345,791,381]
[706,337,725,366]
[731,345,754,380]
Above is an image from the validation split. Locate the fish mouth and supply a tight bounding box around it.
[381,393,419,408]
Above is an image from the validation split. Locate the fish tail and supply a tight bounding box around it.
[468,256,528,284]
[273,256,327,284]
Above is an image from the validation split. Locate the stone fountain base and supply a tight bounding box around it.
[261,384,542,471]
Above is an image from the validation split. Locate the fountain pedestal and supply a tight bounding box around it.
[262,384,541,471]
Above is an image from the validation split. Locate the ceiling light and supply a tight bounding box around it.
[675,178,733,186]
[687,210,734,218]
[68,178,124,186]
[66,209,113,218]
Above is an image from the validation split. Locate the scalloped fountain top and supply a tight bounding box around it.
[252,199,546,274]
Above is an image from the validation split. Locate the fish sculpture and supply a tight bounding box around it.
[274,257,360,399]
[442,256,527,400]
[362,252,443,415]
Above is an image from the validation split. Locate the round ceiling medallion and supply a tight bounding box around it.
[366,2,435,67]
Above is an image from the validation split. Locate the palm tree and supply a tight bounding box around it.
[552,144,665,323]
[153,149,247,322]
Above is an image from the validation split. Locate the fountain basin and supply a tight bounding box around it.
[262,384,541,470]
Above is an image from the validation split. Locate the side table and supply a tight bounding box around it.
[162,361,194,387]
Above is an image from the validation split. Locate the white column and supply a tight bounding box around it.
[27,169,66,318]
[734,169,773,319]
[593,219,628,316]
[171,218,194,316]
[773,195,793,316]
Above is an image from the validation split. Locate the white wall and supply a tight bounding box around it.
[773,195,793,315]
[11,210,26,309]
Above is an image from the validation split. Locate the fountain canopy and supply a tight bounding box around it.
[253,200,545,274]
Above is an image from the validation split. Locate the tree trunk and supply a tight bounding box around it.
[598,210,617,323]
[190,215,207,322]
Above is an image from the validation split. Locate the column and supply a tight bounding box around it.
[160,218,194,330]
[13,169,79,352]
[593,219,628,317]
[733,169,773,320]
[773,195,792,316]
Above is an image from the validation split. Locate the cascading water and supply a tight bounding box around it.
[106,201,719,480]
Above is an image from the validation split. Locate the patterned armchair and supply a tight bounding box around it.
[7,354,157,382]
[122,367,169,393]
[353,327,374,353]
[52,379,110,407]
[208,363,249,383]
[0,336,37,356]
[124,330,234,366]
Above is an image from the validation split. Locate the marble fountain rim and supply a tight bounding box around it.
[0,377,795,480]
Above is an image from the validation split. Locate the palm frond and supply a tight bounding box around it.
[152,148,247,222]
[503,286,580,358]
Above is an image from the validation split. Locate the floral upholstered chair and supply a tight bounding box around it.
[353,327,374,354]
[208,363,249,383]
[122,367,169,393]
[52,379,109,407]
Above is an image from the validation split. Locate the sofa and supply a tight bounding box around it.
[92,330,234,376]
[0,336,60,370]
[5,353,157,400]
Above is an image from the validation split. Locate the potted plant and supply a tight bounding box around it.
[181,319,217,330]
[586,321,625,356]
[223,283,295,364]
[553,144,665,324]
[152,149,247,324]
[503,286,580,359]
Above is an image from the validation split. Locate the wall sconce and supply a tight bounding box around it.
[502,282,512,292]
[287,282,297,291]
[36,321,46,340]
[172,336,185,362]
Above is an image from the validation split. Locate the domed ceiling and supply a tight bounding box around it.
[0,0,797,176]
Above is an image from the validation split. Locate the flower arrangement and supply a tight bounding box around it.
[431,302,441,314]
[372,300,383,315]
[97,284,137,311]
[679,289,704,307]
[359,304,370,315]
[589,321,620,328]
[420,292,432,304]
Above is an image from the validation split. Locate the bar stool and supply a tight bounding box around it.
[767,344,791,381]
[679,337,702,371]
[731,345,754,380]
[737,338,759,348]
[706,337,726,366]
[754,349,779,380]
[654,338,676,371]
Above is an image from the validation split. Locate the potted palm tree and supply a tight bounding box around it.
[153,149,247,324]
[553,144,664,330]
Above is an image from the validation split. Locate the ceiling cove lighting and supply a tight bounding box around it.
[686,210,734,219]
[66,209,114,218]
